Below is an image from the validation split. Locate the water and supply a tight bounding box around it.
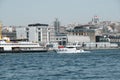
[0,49,120,80]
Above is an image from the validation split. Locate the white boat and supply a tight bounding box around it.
[55,43,88,53]
[56,47,84,53]
[0,40,47,53]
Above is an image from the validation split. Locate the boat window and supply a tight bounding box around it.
[76,47,80,50]
[73,43,76,45]
[66,47,74,48]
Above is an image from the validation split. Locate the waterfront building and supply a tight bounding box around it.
[96,33,120,46]
[66,25,102,43]
[28,23,49,44]
[16,23,57,45]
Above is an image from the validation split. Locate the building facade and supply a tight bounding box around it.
[16,23,56,44]
[96,33,120,46]
[66,25,97,43]
[16,26,27,40]
[27,23,49,44]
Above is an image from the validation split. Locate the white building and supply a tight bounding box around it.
[16,23,56,44]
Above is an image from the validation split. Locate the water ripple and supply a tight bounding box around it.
[0,50,120,80]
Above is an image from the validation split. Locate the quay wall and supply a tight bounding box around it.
[82,42,119,50]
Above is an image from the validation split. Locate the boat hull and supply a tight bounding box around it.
[0,50,48,53]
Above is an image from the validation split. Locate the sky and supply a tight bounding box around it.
[0,0,120,26]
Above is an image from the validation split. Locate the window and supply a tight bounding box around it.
[27,32,29,38]
[38,32,41,41]
[26,28,29,31]
[38,28,41,30]
[76,33,78,35]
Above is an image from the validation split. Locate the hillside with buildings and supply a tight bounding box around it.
[1,17,120,49]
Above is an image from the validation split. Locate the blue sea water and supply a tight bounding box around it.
[0,49,120,80]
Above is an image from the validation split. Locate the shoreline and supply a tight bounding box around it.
[83,47,120,50]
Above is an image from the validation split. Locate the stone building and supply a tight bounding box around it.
[66,25,102,43]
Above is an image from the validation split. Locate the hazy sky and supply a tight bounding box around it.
[0,0,120,26]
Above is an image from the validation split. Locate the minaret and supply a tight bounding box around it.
[93,16,99,24]
[54,18,60,35]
